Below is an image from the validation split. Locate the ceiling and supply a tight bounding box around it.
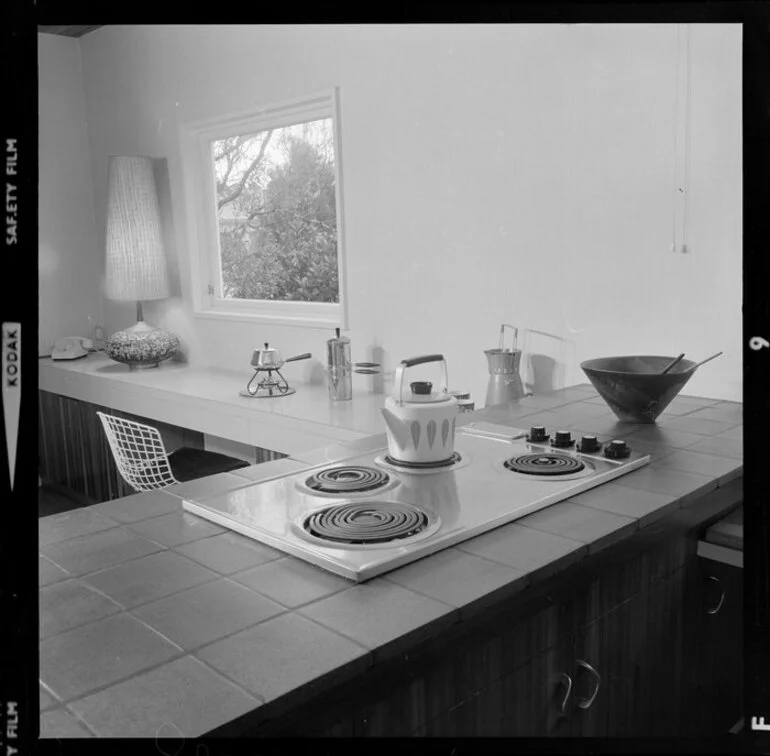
[38,26,103,38]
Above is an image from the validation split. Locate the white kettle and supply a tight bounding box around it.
[381,355,459,464]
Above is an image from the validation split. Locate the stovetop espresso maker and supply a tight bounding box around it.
[484,324,528,407]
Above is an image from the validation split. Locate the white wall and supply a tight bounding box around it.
[74,24,741,401]
[38,34,104,355]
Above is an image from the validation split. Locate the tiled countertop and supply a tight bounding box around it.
[38,385,743,738]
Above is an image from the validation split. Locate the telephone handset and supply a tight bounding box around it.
[51,337,93,361]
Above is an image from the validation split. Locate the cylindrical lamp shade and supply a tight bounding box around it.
[105,156,169,301]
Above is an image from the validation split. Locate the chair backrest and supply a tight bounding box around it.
[96,411,179,492]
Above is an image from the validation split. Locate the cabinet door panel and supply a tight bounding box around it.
[572,594,648,736]
[683,556,743,736]
[500,635,574,737]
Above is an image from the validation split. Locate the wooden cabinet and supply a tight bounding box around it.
[238,485,743,739]
[681,554,743,736]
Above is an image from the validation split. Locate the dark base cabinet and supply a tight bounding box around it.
[246,482,742,739]
[681,554,743,736]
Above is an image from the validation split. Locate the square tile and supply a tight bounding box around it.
[232,458,307,482]
[383,548,528,619]
[569,483,678,528]
[515,502,637,554]
[39,555,71,587]
[39,508,120,547]
[82,551,219,609]
[40,613,181,701]
[687,435,742,459]
[40,709,94,738]
[667,394,721,408]
[471,405,542,425]
[612,464,717,504]
[458,522,586,579]
[40,527,163,577]
[513,394,574,410]
[714,425,742,442]
[551,387,599,402]
[40,579,122,639]
[125,510,225,547]
[196,613,370,707]
[175,532,283,575]
[40,684,59,711]
[682,405,743,425]
[623,425,706,449]
[653,449,743,483]
[132,578,285,650]
[233,557,351,608]
[290,445,361,465]
[69,656,261,738]
[656,415,739,437]
[567,414,640,437]
[342,433,389,453]
[298,580,457,662]
[91,489,182,523]
[166,472,251,499]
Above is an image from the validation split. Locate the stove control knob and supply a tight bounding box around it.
[551,430,575,448]
[528,425,549,442]
[579,435,602,453]
[604,439,631,459]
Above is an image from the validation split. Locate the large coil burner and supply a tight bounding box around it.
[504,452,586,477]
[304,466,391,495]
[300,501,434,546]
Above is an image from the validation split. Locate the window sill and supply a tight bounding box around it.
[192,307,341,330]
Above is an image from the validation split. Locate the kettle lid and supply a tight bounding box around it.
[398,380,453,404]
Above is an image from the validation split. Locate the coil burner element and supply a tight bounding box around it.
[304,466,391,494]
[504,452,586,476]
[302,501,431,545]
[382,451,462,470]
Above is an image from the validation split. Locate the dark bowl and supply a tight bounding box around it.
[580,355,697,423]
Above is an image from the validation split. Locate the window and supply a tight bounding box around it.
[180,89,347,327]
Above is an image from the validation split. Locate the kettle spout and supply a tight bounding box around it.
[381,407,410,453]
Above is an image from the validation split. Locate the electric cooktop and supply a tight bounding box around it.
[182,422,649,582]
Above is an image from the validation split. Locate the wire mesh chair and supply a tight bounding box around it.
[97,411,250,493]
[97,412,179,491]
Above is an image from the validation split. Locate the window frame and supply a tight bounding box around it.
[179,88,348,329]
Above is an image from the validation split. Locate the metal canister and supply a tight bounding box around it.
[327,328,352,401]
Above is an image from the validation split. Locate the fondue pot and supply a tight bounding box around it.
[381,354,459,465]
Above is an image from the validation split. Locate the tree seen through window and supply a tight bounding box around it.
[213,118,339,303]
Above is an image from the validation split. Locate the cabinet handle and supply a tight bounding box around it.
[706,575,726,615]
[575,659,601,710]
[556,672,573,716]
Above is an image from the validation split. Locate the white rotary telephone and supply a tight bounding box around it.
[51,337,93,361]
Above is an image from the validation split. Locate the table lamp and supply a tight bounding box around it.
[103,155,179,369]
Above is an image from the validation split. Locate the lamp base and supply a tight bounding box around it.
[105,321,180,370]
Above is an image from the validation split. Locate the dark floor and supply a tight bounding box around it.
[38,484,95,518]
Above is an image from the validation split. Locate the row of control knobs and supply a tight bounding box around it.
[526,426,630,459]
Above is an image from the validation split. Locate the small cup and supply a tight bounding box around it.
[457,399,475,413]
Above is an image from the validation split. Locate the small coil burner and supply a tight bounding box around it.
[504,452,586,476]
[305,466,391,494]
[301,501,433,545]
[383,451,462,470]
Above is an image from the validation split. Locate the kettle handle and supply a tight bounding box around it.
[395,354,448,404]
